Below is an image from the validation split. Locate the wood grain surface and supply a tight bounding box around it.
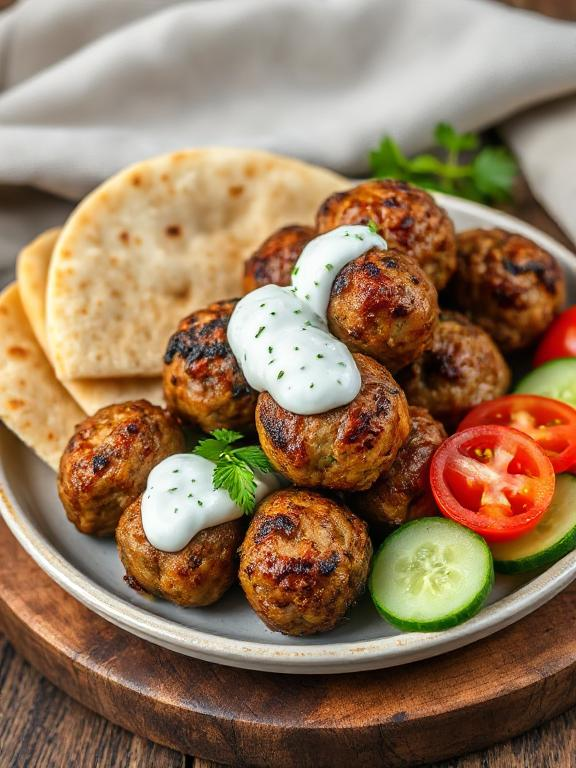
[1,0,576,767]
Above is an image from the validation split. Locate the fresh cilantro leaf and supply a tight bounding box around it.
[367,220,379,234]
[212,458,257,514]
[193,437,228,463]
[434,122,479,152]
[472,146,518,202]
[368,137,409,179]
[233,445,274,472]
[210,428,243,444]
[368,122,517,205]
[193,429,274,513]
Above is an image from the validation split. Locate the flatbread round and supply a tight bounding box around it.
[46,148,346,379]
[0,283,85,471]
[17,230,163,414]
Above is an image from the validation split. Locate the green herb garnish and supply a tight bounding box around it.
[193,429,274,514]
[369,122,518,203]
[367,220,379,234]
[255,326,265,338]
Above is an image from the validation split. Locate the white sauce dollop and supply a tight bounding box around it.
[141,454,279,552]
[228,225,387,415]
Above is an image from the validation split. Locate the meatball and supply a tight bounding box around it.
[348,407,445,535]
[243,224,315,293]
[116,495,243,607]
[316,180,457,289]
[163,299,258,433]
[397,311,511,429]
[452,228,565,351]
[327,247,439,371]
[58,400,184,536]
[239,488,372,635]
[256,353,410,491]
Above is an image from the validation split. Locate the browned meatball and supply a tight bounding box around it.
[58,400,184,536]
[348,407,445,536]
[243,224,315,293]
[452,228,566,351]
[327,247,439,371]
[316,180,457,289]
[397,311,511,429]
[256,353,410,491]
[116,495,244,607]
[163,300,258,433]
[239,488,372,635]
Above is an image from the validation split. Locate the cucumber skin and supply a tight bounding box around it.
[494,528,576,574]
[369,519,495,633]
[514,357,576,406]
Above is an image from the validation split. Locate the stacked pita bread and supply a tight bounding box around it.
[0,148,345,470]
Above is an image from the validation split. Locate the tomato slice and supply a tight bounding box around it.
[458,395,576,473]
[430,425,555,542]
[534,307,576,367]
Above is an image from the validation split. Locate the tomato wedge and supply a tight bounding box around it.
[430,425,555,542]
[534,307,576,367]
[458,395,576,473]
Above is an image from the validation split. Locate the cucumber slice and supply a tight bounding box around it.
[369,518,494,632]
[491,474,576,574]
[514,358,576,408]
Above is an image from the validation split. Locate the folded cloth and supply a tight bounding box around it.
[0,0,575,280]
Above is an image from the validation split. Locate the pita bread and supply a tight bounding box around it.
[16,230,163,414]
[46,148,346,379]
[0,284,85,471]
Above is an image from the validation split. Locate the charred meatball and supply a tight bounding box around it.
[452,228,565,351]
[398,311,511,429]
[256,353,410,491]
[59,400,184,536]
[116,495,243,607]
[243,224,315,293]
[316,180,457,289]
[348,407,445,536]
[163,300,258,433]
[327,247,439,371]
[239,488,372,635]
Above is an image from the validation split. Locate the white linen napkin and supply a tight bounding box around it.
[0,0,575,283]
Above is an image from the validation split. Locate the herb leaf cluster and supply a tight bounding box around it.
[369,122,518,203]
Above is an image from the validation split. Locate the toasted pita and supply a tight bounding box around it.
[16,230,163,414]
[46,148,346,379]
[0,283,85,470]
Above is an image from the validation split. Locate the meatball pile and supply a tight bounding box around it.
[58,178,567,637]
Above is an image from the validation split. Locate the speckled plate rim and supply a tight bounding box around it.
[1,192,576,674]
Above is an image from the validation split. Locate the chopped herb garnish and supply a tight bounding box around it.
[368,220,379,234]
[337,379,342,385]
[188,493,193,498]
[305,320,312,326]
[305,294,310,300]
[293,309,302,315]
[168,487,178,492]
[294,346,300,351]
[197,500,203,507]
[338,362,346,367]
[309,383,315,389]
[268,345,273,354]
[316,354,324,359]
[270,311,276,316]
[172,469,179,473]
[260,302,266,308]
[292,266,299,276]
[255,326,265,338]
[277,370,285,379]
[314,281,319,287]
[325,263,334,271]
[268,359,276,365]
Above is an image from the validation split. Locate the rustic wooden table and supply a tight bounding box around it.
[1,1,575,766]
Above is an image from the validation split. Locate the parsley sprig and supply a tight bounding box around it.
[369,122,518,204]
[193,428,274,514]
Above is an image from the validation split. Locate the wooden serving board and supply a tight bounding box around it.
[0,520,575,767]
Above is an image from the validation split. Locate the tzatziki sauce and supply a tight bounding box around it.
[141,454,279,552]
[228,225,387,415]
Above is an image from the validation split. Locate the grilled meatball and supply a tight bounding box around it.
[243,224,315,293]
[116,495,244,607]
[256,353,410,491]
[239,488,372,636]
[398,311,511,429]
[348,406,445,536]
[316,180,457,289]
[327,247,439,371]
[452,228,565,351]
[58,400,184,536]
[163,300,258,433]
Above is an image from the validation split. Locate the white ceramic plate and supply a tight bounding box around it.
[1,193,575,674]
